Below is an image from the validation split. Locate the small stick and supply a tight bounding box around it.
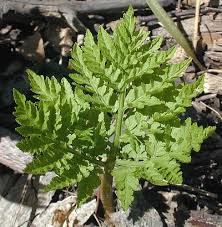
[199,101,222,121]
[193,0,201,51]
[197,69,222,75]
[138,7,222,23]
[174,184,218,199]
[93,213,102,227]
[176,0,182,11]
[195,93,217,102]
[206,69,222,74]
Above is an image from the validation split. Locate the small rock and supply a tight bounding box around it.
[0,127,32,173]
[0,173,54,227]
[77,34,85,45]
[32,196,77,227]
[32,196,97,227]
[68,199,97,226]
[110,208,163,227]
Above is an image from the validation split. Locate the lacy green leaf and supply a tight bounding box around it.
[170,118,215,162]
[113,165,139,210]
[14,6,215,211]
[77,169,101,206]
[125,84,163,109]
[27,69,61,101]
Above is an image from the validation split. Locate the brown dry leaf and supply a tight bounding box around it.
[53,209,70,226]
[67,199,97,226]
[16,31,45,64]
[32,196,77,227]
[33,196,96,227]
[59,28,74,57]
[45,23,75,58]
[201,32,222,48]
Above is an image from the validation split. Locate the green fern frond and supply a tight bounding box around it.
[27,69,61,102]
[113,165,139,210]
[77,169,101,206]
[14,6,215,212]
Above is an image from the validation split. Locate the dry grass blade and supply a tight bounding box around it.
[146,0,205,70]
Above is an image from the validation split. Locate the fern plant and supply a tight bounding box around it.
[13,6,215,218]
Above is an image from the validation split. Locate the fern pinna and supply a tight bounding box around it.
[14,6,215,212]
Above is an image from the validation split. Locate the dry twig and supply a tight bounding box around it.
[174,184,218,199]
[13,174,33,226]
[199,101,222,121]
[138,7,222,24]
[195,93,217,102]
[193,0,201,51]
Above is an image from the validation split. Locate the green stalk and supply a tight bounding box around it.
[100,90,126,220]
[146,0,205,71]
[113,91,126,149]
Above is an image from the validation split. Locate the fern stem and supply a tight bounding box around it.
[100,90,126,220]
[100,165,115,218]
[113,90,126,149]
